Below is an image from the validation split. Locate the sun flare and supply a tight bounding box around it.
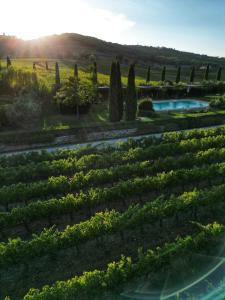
[0,0,135,41]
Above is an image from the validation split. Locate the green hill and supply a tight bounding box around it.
[0,32,225,67]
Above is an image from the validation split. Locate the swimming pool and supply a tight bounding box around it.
[153,99,209,111]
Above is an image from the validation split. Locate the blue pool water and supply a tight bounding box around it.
[153,99,209,111]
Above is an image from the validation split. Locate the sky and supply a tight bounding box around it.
[1,0,225,57]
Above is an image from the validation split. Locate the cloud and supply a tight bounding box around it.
[0,0,136,41]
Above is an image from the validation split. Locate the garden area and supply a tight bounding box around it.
[0,58,225,149]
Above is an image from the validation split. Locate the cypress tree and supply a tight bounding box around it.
[217,67,222,81]
[55,62,61,91]
[109,62,120,122]
[116,61,123,120]
[204,64,210,81]
[0,60,2,71]
[176,66,181,84]
[45,61,49,70]
[125,64,137,121]
[74,64,78,81]
[146,66,151,83]
[161,66,166,82]
[92,61,98,85]
[33,62,36,70]
[6,56,11,68]
[190,66,195,83]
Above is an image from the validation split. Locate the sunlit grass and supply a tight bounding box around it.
[0,58,220,89]
[1,58,147,88]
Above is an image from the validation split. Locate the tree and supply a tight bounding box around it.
[0,60,2,71]
[204,64,210,81]
[217,67,222,81]
[33,62,36,70]
[55,62,60,91]
[125,64,137,121]
[74,64,78,81]
[146,66,151,83]
[92,62,98,85]
[45,61,49,70]
[6,56,11,68]
[176,66,181,84]
[116,61,123,120]
[190,66,195,83]
[161,66,166,82]
[55,78,96,119]
[109,62,120,122]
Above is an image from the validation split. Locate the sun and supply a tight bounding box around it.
[0,0,135,42]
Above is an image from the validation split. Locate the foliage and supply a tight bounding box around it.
[116,61,123,120]
[146,66,151,83]
[2,126,225,186]
[161,66,166,82]
[1,180,225,270]
[190,66,195,83]
[217,67,222,81]
[0,106,8,127]
[109,62,120,122]
[176,66,181,83]
[55,62,61,91]
[138,98,155,117]
[74,63,78,81]
[0,68,41,95]
[125,64,137,121]
[210,94,225,109]
[92,61,98,85]
[1,124,225,298]
[204,64,210,81]
[5,93,41,127]
[6,56,11,69]
[23,222,224,300]
[55,77,97,116]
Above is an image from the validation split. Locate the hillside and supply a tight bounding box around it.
[0,33,225,67]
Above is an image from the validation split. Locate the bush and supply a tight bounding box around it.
[210,95,225,109]
[55,78,97,117]
[138,98,155,117]
[0,106,8,128]
[5,93,41,127]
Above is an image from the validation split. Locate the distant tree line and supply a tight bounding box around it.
[143,64,223,84]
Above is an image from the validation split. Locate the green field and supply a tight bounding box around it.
[1,58,221,88]
[1,126,225,299]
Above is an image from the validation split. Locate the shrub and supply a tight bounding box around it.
[55,78,97,117]
[5,93,41,127]
[0,68,47,96]
[138,98,155,117]
[0,106,8,127]
[210,95,225,109]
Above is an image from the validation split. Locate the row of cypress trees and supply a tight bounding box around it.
[109,62,137,122]
[146,65,223,83]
